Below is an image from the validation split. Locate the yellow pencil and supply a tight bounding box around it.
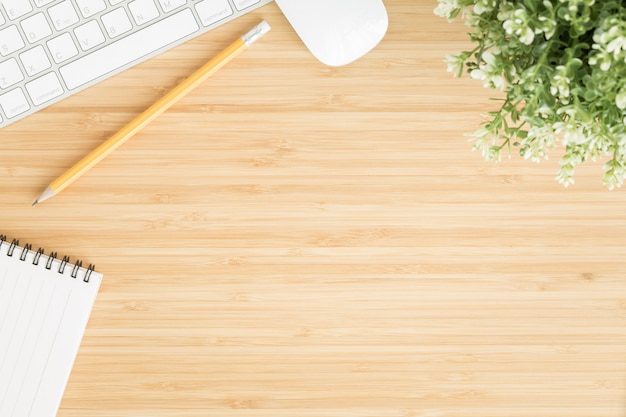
[33,20,271,206]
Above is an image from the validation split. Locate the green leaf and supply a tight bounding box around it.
[437,0,626,188]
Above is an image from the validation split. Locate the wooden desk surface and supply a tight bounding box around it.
[2,2,626,416]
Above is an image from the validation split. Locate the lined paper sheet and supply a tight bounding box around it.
[0,240,102,417]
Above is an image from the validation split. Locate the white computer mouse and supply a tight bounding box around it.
[274,0,388,67]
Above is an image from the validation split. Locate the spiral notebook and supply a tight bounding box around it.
[0,235,102,417]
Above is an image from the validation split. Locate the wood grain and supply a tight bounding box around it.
[1,1,626,416]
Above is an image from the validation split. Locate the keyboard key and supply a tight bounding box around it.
[21,13,53,44]
[74,20,106,51]
[0,88,30,118]
[157,0,185,13]
[129,0,160,25]
[48,0,80,31]
[0,58,24,89]
[75,0,106,18]
[60,9,199,90]
[0,0,272,129]
[233,0,261,11]
[195,0,233,27]
[20,45,52,76]
[47,33,79,64]
[102,7,132,38]
[0,25,25,57]
[0,0,32,20]
[26,73,64,106]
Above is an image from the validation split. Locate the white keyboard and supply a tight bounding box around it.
[0,0,272,129]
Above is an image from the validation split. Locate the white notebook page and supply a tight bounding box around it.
[0,239,102,417]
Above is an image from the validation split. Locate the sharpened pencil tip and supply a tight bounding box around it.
[33,186,55,206]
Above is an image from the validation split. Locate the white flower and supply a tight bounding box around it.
[604,159,625,190]
[474,0,496,15]
[491,75,505,90]
[589,46,612,71]
[616,89,626,110]
[590,17,626,70]
[502,9,535,45]
[471,67,504,90]
[557,165,575,187]
[606,35,626,58]
[470,68,485,79]
[538,104,553,116]
[521,125,555,162]
[434,0,460,21]
[536,15,556,39]
[469,51,505,90]
[554,121,589,145]
[467,127,499,160]
[482,51,496,66]
[444,54,464,76]
[465,11,481,28]
[550,66,570,100]
[496,1,515,21]
[521,27,535,44]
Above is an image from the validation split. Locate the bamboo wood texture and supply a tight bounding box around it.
[1,2,626,416]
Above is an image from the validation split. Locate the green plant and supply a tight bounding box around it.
[435,0,626,189]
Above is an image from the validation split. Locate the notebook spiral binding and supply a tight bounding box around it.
[0,235,95,283]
